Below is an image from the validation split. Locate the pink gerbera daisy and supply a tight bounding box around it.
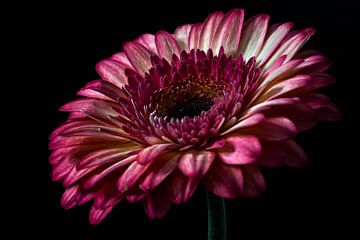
[49,8,340,226]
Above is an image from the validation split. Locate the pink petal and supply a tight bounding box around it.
[237,14,270,60]
[77,80,126,102]
[263,103,318,132]
[263,28,315,70]
[316,103,341,121]
[77,147,140,170]
[84,155,136,190]
[178,151,215,178]
[241,117,297,141]
[139,153,179,191]
[244,97,300,117]
[117,159,152,192]
[89,205,114,225]
[137,143,174,165]
[61,185,79,209]
[155,31,181,62]
[221,113,265,135]
[95,58,130,87]
[123,41,153,75]
[294,54,332,74]
[203,160,244,198]
[212,9,244,56]
[126,187,147,203]
[174,24,192,51]
[143,185,172,219]
[59,99,121,119]
[240,166,265,197]
[257,22,294,65]
[199,11,224,51]
[167,170,199,204]
[135,33,158,53]
[188,23,202,50]
[217,135,261,165]
[258,140,307,168]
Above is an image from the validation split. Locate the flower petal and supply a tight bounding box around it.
[89,205,114,225]
[199,11,224,51]
[240,117,297,141]
[188,23,203,50]
[144,186,172,219]
[139,153,179,191]
[221,113,265,135]
[240,166,265,197]
[237,14,270,60]
[117,159,152,192]
[137,143,174,165]
[212,9,244,56]
[263,28,315,70]
[203,160,243,198]
[167,170,199,204]
[96,55,132,87]
[257,22,293,65]
[77,80,126,102]
[123,41,153,75]
[178,151,215,178]
[135,33,158,53]
[258,140,307,168]
[155,31,181,62]
[174,24,192,51]
[217,135,261,165]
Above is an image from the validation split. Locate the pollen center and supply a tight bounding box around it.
[153,77,223,120]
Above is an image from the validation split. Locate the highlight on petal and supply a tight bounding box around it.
[212,9,244,56]
[178,151,215,178]
[238,14,270,60]
[123,41,153,75]
[174,24,192,51]
[217,135,261,165]
[199,11,224,51]
[155,31,181,62]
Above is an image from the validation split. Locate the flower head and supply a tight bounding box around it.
[49,9,340,224]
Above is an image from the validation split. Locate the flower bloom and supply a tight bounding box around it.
[49,9,340,224]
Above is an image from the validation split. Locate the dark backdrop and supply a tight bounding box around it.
[23,0,357,239]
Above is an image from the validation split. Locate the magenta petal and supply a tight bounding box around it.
[245,117,297,141]
[123,41,153,75]
[135,33,158,53]
[257,22,293,64]
[89,205,114,225]
[188,23,203,50]
[259,140,307,168]
[96,58,130,87]
[84,155,136,190]
[167,170,199,204]
[139,154,179,191]
[213,9,244,56]
[77,80,125,102]
[203,161,243,198]
[178,151,215,178]
[143,186,172,219]
[238,14,269,60]
[61,185,79,209]
[221,113,265,135]
[218,135,261,165]
[117,160,152,192]
[264,28,315,69]
[174,24,192,51]
[199,11,224,51]
[240,166,265,197]
[155,31,181,62]
[137,143,174,165]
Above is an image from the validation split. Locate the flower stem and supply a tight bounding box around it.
[206,191,227,240]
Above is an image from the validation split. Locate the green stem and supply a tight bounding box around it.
[206,191,227,240]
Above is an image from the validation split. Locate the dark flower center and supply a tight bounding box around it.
[153,77,224,120]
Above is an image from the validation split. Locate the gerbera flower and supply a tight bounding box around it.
[49,8,340,225]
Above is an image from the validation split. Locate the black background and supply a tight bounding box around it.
[18,0,357,239]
